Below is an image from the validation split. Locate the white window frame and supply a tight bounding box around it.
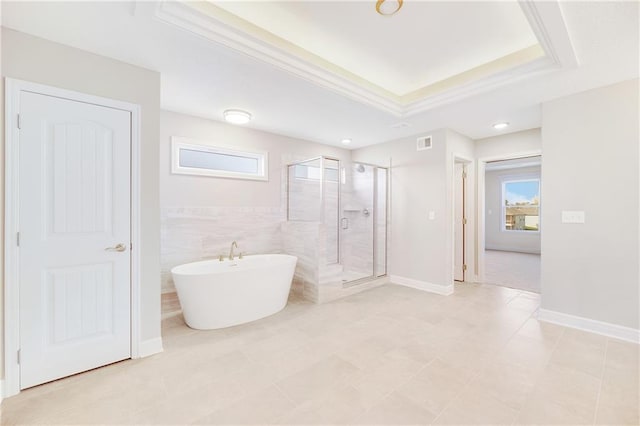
[171,137,268,181]
[501,177,541,233]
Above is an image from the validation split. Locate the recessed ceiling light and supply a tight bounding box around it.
[223,109,252,125]
[493,122,509,130]
[341,138,352,145]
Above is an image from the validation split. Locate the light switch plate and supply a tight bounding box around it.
[428,211,435,220]
[562,210,585,224]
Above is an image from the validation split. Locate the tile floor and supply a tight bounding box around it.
[484,250,541,293]
[2,283,638,425]
[161,292,181,318]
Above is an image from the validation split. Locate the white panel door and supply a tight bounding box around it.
[454,163,465,282]
[19,91,131,389]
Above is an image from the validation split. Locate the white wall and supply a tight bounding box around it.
[159,110,350,292]
[485,166,541,254]
[541,78,639,330]
[0,28,162,378]
[353,129,454,289]
[476,128,542,160]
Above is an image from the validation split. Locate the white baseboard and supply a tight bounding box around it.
[538,309,640,344]
[137,337,164,358]
[390,275,454,296]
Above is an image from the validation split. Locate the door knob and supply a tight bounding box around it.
[105,243,127,252]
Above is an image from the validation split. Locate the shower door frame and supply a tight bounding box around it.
[341,161,389,286]
[285,156,389,283]
[286,156,342,265]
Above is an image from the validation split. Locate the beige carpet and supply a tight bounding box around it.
[484,249,541,293]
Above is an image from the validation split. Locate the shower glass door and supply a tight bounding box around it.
[340,162,385,283]
[287,156,387,286]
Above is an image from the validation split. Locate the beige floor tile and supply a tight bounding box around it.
[131,383,240,425]
[508,293,541,313]
[252,343,327,381]
[275,355,360,404]
[549,329,607,378]
[416,357,477,386]
[198,385,296,425]
[384,337,439,366]
[277,383,377,425]
[4,283,630,426]
[517,395,594,425]
[355,393,436,425]
[494,334,557,370]
[274,402,330,425]
[515,317,565,343]
[468,360,540,411]
[433,386,519,425]
[395,372,465,416]
[595,401,640,425]
[603,338,640,388]
[595,380,640,425]
[336,334,401,370]
[518,363,600,424]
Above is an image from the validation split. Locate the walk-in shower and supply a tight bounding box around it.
[286,156,388,292]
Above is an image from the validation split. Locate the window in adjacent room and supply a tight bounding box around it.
[502,179,540,231]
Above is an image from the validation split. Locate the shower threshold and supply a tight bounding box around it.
[342,274,387,288]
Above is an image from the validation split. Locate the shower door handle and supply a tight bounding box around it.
[341,217,349,230]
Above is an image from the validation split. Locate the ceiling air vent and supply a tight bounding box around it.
[417,135,432,151]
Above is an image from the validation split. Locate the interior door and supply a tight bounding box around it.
[454,163,466,282]
[19,91,132,389]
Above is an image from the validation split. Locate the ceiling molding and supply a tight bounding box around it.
[154,0,578,118]
[154,0,405,116]
[518,0,579,68]
[403,49,553,116]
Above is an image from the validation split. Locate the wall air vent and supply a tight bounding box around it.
[417,135,432,151]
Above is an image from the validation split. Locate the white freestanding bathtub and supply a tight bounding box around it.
[171,254,297,330]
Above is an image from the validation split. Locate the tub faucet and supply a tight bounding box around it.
[229,241,239,260]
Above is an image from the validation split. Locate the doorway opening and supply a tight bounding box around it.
[453,161,468,282]
[480,155,542,293]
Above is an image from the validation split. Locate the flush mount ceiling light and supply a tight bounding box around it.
[341,138,352,145]
[223,109,252,125]
[376,0,403,16]
[493,122,509,130]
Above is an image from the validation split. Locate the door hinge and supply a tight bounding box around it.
[463,264,468,271]
[17,113,22,130]
[16,232,20,247]
[463,218,467,225]
[462,171,467,179]
[17,349,21,364]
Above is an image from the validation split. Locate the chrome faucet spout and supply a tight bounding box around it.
[229,241,239,260]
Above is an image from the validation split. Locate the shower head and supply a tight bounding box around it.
[355,164,365,173]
